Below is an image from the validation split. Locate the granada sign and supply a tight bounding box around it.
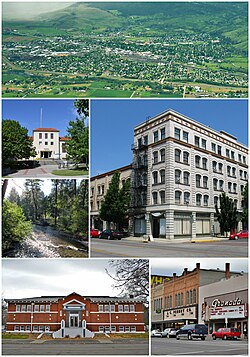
[211,298,243,308]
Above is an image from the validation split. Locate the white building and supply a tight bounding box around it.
[31,128,70,160]
[131,109,248,239]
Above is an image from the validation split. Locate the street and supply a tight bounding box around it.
[90,238,248,257]
[2,338,149,355]
[151,337,248,355]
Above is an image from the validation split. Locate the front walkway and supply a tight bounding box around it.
[123,236,229,243]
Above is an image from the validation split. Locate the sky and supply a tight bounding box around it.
[2,99,78,137]
[151,258,248,276]
[2,259,123,299]
[91,99,248,176]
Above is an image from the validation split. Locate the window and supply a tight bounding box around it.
[212,161,217,172]
[160,170,165,184]
[142,173,147,185]
[240,170,243,179]
[186,291,189,305]
[45,142,48,145]
[110,305,115,312]
[204,195,209,206]
[143,135,148,146]
[98,305,104,312]
[14,325,19,331]
[175,191,181,204]
[152,192,158,204]
[211,143,216,153]
[193,289,197,303]
[46,305,50,312]
[196,194,202,206]
[217,145,222,155]
[40,305,45,312]
[160,149,165,162]
[99,326,104,333]
[202,158,207,170]
[124,305,129,312]
[196,174,201,188]
[26,325,30,331]
[111,326,116,333]
[238,154,242,162]
[213,178,218,190]
[194,136,200,147]
[50,142,54,145]
[203,176,208,189]
[219,180,224,191]
[240,185,244,193]
[138,138,142,147]
[20,325,25,331]
[105,326,110,333]
[51,133,54,139]
[174,128,181,140]
[231,151,235,160]
[39,133,42,139]
[27,305,31,312]
[16,305,20,312]
[226,149,230,158]
[33,326,38,332]
[183,131,189,142]
[232,167,236,177]
[214,196,218,206]
[39,141,42,145]
[39,326,45,332]
[153,131,158,143]
[160,191,165,204]
[152,171,158,185]
[233,183,237,193]
[195,155,200,168]
[184,192,190,205]
[161,127,166,140]
[105,305,110,312]
[34,305,39,312]
[218,163,223,173]
[183,151,189,164]
[153,151,158,164]
[45,326,50,332]
[118,305,123,312]
[62,143,66,153]
[183,172,189,185]
[175,149,181,162]
[201,139,206,149]
[190,290,193,304]
[131,326,136,332]
[119,326,124,332]
[125,326,130,332]
[227,166,231,176]
[175,170,181,184]
[130,305,135,312]
[228,182,232,192]
[243,156,246,164]
[21,305,26,312]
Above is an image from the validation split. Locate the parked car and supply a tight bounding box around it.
[161,328,178,338]
[229,230,248,240]
[99,229,124,240]
[212,328,241,340]
[176,324,208,340]
[151,329,162,337]
[90,229,100,238]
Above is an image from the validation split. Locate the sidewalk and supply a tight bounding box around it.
[122,236,229,244]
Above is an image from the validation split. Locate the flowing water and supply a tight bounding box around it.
[5,225,88,258]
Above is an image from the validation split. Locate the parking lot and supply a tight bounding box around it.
[151,337,248,355]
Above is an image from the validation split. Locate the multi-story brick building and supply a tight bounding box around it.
[90,165,132,230]
[151,263,243,331]
[31,128,69,160]
[5,292,145,338]
[131,109,248,239]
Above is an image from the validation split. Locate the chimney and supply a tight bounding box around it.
[183,268,188,275]
[196,263,200,270]
[225,263,230,280]
[173,273,176,281]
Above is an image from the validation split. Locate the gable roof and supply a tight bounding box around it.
[33,128,60,132]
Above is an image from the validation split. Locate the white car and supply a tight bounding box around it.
[161,328,178,338]
[151,329,162,337]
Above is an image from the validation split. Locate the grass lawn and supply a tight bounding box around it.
[52,169,88,176]
[2,333,30,339]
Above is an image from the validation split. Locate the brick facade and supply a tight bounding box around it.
[6,292,145,335]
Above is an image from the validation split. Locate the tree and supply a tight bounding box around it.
[100,172,131,230]
[7,187,20,205]
[106,259,149,303]
[241,183,248,229]
[215,192,238,236]
[66,100,89,166]
[2,200,32,252]
[2,119,36,166]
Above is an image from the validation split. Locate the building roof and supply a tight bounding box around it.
[33,128,60,132]
[91,164,132,181]
[59,137,71,141]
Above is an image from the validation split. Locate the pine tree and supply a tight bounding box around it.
[215,192,238,236]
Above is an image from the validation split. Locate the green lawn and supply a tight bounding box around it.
[2,333,30,339]
[52,169,88,176]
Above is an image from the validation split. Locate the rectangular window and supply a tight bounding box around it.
[39,133,42,139]
[119,326,124,332]
[21,305,26,312]
[62,143,66,153]
[231,151,235,160]
[201,139,206,149]
[124,305,129,312]
[45,326,50,332]
[39,326,44,332]
[111,326,116,333]
[39,141,42,145]
[143,135,148,146]
[16,305,20,312]
[20,325,25,331]
[226,149,230,158]
[26,325,30,331]
[183,131,188,143]
[99,326,104,333]
[153,131,158,143]
[101,185,105,194]
[118,305,123,312]
[14,325,19,331]
[105,326,110,333]
[194,136,200,147]
[104,305,110,312]
[98,305,104,312]
[45,133,48,139]
[125,326,130,332]
[45,142,48,145]
[238,154,242,162]
[174,128,180,140]
[50,142,54,146]
[40,305,45,312]
[161,127,166,140]
[33,326,38,331]
[34,305,39,312]
[27,305,31,312]
[211,143,216,152]
[130,305,135,312]
[110,305,115,312]
[51,133,54,139]
[131,326,136,332]
[217,145,222,155]
[46,305,50,312]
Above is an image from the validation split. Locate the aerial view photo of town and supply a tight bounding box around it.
[2,2,248,98]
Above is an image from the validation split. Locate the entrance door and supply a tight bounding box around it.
[152,218,160,238]
[70,314,79,327]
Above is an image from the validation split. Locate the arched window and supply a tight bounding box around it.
[175,149,181,162]
[153,151,158,164]
[193,289,196,304]
[184,192,190,205]
[234,199,237,208]
[219,180,224,191]
[233,183,237,193]
[228,182,232,192]
[183,171,190,185]
[152,192,157,204]
[142,173,147,185]
[160,169,165,184]
[212,161,217,172]
[196,174,201,188]
[190,290,193,304]
[195,155,201,168]
[196,194,202,206]
[181,292,184,306]
[169,295,172,308]
[152,171,158,185]
[213,178,218,190]
[183,151,189,164]
[218,163,223,173]
[227,165,231,176]
[175,169,181,184]
[203,176,208,189]
[214,196,219,206]
[160,149,165,162]
[186,291,189,305]
[202,158,207,170]
[175,191,182,204]
[160,191,165,204]
[204,195,209,206]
